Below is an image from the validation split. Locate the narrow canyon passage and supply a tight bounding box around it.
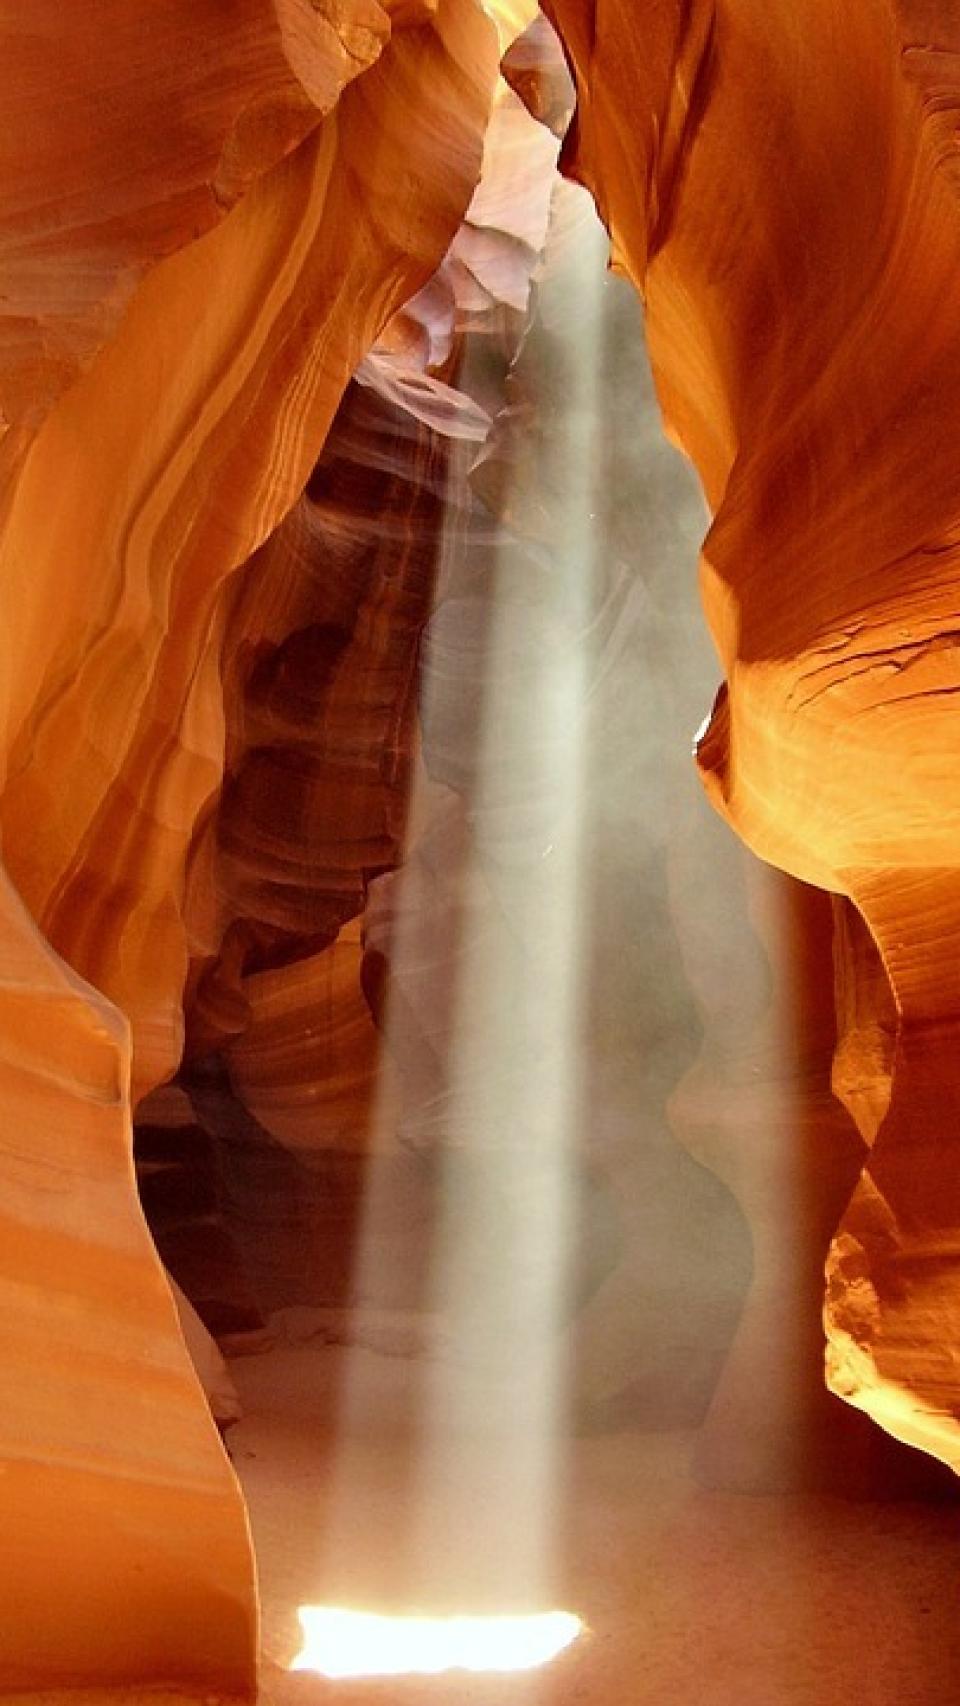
[159,190,958,1703]
[5,5,960,1700]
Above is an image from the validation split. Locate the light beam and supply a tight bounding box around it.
[291,1608,582,1677]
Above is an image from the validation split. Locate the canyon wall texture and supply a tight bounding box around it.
[542,0,960,1472]
[0,0,503,1692]
[3,0,960,1695]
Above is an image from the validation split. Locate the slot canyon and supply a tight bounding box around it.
[3,1,960,1700]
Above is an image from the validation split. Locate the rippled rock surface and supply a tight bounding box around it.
[4,0,960,1694]
[0,3,499,1690]
[544,0,960,1474]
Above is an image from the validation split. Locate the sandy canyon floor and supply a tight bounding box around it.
[8,1325,960,1706]
[238,1332,960,1706]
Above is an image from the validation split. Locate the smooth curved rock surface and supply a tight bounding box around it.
[0,3,498,1691]
[5,0,960,1691]
[0,0,394,483]
[543,0,960,1468]
[0,867,255,1694]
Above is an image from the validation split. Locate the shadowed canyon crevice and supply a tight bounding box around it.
[2,2,960,1700]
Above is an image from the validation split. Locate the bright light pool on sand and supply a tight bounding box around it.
[290,1607,583,1677]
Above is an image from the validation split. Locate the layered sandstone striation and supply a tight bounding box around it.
[4,0,960,1694]
[0,0,398,480]
[0,2,500,1693]
[542,0,960,1468]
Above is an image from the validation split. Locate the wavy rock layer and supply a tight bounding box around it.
[0,3,498,1693]
[5,0,960,1691]
[0,870,255,1694]
[0,0,394,484]
[543,0,960,1468]
[170,72,753,1439]
[168,77,562,1319]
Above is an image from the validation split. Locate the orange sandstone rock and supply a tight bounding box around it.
[1,5,497,1106]
[544,0,960,1469]
[0,3,498,1690]
[0,0,394,477]
[0,867,255,1693]
[182,74,558,1135]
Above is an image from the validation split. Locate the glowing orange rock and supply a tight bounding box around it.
[182,75,559,1153]
[544,0,960,1469]
[0,868,255,1693]
[224,923,382,1154]
[1,7,497,1106]
[0,0,395,480]
[0,3,499,1691]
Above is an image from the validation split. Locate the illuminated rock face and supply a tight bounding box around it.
[3,0,960,1692]
[0,0,398,483]
[0,3,498,1692]
[542,0,960,1469]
